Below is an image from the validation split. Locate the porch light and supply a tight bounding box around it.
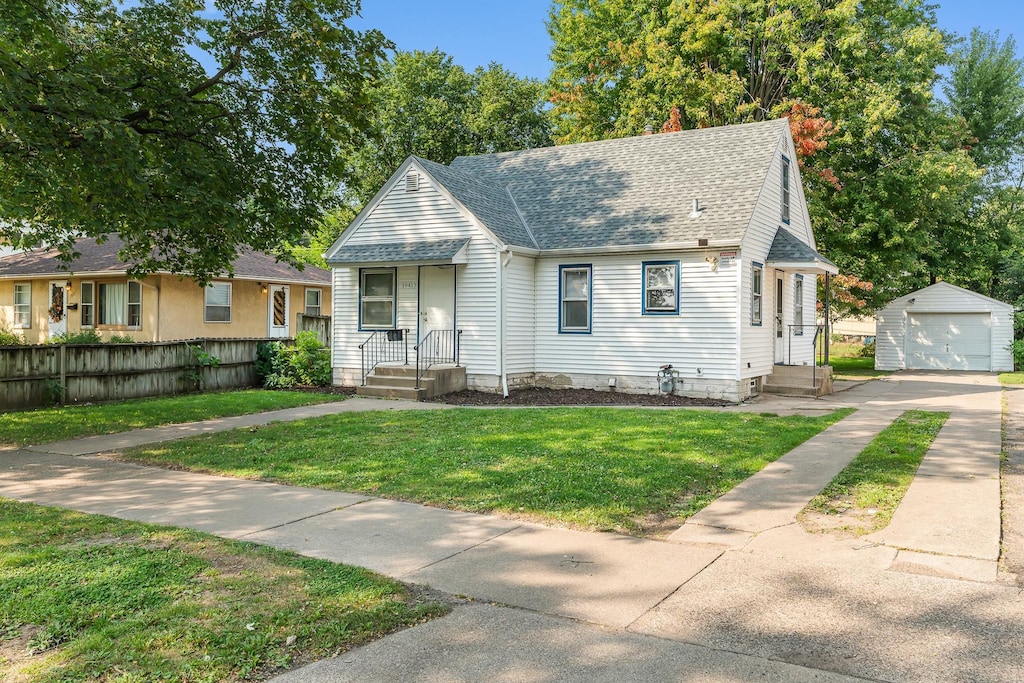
[65,281,72,293]
[259,282,268,294]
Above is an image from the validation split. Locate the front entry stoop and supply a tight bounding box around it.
[763,364,833,397]
[357,365,467,400]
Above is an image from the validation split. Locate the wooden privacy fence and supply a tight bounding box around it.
[0,338,272,411]
[296,313,332,346]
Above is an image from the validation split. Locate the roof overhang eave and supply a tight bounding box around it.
[766,259,839,275]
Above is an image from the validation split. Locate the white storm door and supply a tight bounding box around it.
[906,313,991,371]
[268,284,290,338]
[418,266,455,343]
[48,280,68,338]
[774,273,786,363]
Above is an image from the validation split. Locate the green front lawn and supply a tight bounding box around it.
[829,355,892,379]
[120,407,854,535]
[0,499,445,682]
[802,410,948,534]
[1000,372,1024,385]
[0,390,344,447]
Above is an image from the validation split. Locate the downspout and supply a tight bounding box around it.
[498,246,512,397]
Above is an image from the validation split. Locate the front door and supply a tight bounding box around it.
[268,284,290,338]
[418,266,455,345]
[774,273,786,364]
[48,280,67,339]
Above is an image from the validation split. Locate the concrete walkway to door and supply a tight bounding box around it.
[1,372,1019,683]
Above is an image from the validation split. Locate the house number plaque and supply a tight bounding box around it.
[400,280,417,290]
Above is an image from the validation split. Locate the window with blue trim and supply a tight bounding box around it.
[794,275,804,335]
[359,268,396,329]
[781,155,791,224]
[751,262,763,325]
[559,265,591,333]
[642,261,679,314]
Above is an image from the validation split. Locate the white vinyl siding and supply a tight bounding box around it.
[331,172,499,383]
[875,283,1014,372]
[504,255,536,374]
[534,253,739,380]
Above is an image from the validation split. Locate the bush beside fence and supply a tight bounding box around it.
[0,338,274,411]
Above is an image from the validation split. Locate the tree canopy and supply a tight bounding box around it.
[547,0,1012,308]
[0,0,387,282]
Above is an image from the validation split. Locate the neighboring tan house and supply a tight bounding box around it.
[326,119,837,402]
[0,237,330,343]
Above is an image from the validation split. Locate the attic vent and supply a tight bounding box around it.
[405,171,420,192]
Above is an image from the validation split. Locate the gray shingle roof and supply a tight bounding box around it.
[0,236,330,284]
[767,227,836,267]
[327,238,469,265]
[446,119,790,250]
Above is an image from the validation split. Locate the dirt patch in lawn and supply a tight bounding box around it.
[432,387,730,407]
[799,500,882,538]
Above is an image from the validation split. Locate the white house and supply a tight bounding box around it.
[325,119,838,402]
[875,282,1014,372]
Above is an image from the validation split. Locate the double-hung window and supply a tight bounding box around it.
[305,288,322,316]
[642,261,679,315]
[13,283,30,328]
[205,282,232,323]
[80,282,95,327]
[360,269,395,329]
[793,275,804,335]
[98,281,142,328]
[781,155,791,224]
[751,263,763,326]
[559,265,592,333]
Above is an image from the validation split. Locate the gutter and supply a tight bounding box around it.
[498,246,512,397]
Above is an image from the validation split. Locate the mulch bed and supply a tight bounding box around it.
[431,387,731,407]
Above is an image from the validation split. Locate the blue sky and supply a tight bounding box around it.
[351,0,1024,81]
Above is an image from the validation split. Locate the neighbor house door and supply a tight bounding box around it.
[268,284,290,338]
[774,273,786,364]
[418,266,455,344]
[48,280,67,339]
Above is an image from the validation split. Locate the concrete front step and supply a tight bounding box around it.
[357,385,426,400]
[357,365,467,400]
[763,364,833,397]
[761,384,821,398]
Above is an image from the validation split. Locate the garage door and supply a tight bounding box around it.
[906,313,992,371]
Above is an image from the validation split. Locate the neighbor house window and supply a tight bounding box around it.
[205,282,232,323]
[80,282,95,327]
[781,155,791,224]
[559,264,592,333]
[642,261,679,315]
[305,288,322,316]
[360,269,395,329]
[13,283,30,328]
[751,262,763,325]
[794,275,804,335]
[98,281,142,328]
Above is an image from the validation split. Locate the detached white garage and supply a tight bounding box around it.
[875,282,1014,372]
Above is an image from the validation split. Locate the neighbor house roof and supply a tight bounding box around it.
[0,236,331,284]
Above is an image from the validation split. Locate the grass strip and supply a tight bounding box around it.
[827,355,893,380]
[0,390,344,447]
[0,499,445,682]
[120,407,853,535]
[1000,372,1024,385]
[803,410,949,534]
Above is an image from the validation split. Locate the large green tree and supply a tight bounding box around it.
[0,0,387,282]
[337,49,553,205]
[547,0,983,305]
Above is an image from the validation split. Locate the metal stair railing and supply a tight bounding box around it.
[414,329,462,389]
[358,329,409,386]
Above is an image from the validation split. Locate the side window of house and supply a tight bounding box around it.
[13,282,31,328]
[559,264,592,333]
[305,288,322,316]
[97,281,142,327]
[205,282,232,323]
[642,261,679,315]
[360,269,395,329]
[781,155,791,224]
[794,275,804,335]
[80,282,95,327]
[751,263,763,325]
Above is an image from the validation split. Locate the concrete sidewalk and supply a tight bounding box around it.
[1,372,1019,682]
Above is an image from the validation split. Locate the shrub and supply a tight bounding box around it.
[49,330,103,344]
[108,334,135,343]
[860,341,876,358]
[1011,339,1024,371]
[0,327,25,345]
[255,332,331,388]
